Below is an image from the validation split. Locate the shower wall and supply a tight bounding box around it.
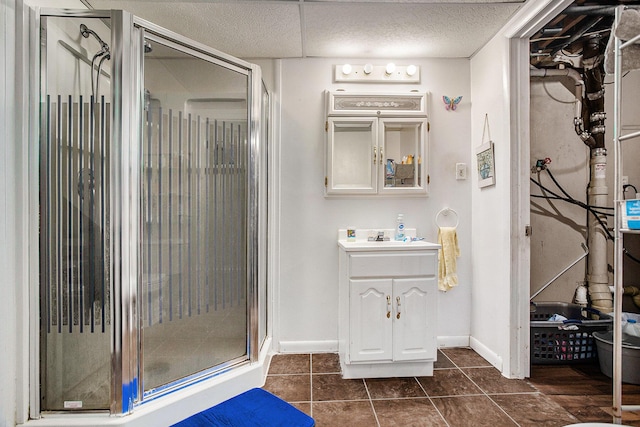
[39,15,113,410]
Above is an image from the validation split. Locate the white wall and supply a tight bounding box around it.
[468,0,578,378]
[276,57,473,352]
[530,77,591,303]
[469,36,513,373]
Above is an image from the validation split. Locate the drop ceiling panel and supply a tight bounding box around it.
[85,0,525,59]
[304,2,523,58]
[86,1,303,58]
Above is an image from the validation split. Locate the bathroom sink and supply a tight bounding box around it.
[337,228,439,251]
[338,239,440,251]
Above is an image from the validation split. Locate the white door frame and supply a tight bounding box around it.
[503,0,574,378]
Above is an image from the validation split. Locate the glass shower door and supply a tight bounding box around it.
[38,9,264,415]
[141,37,250,393]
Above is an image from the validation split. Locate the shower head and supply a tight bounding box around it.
[81,23,111,100]
[80,23,110,55]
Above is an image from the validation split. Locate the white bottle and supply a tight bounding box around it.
[624,319,640,337]
[395,214,405,241]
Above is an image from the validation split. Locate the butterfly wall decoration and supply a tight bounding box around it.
[443,95,462,111]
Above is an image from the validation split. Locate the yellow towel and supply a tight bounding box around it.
[438,226,460,292]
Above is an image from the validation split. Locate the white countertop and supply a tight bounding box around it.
[338,239,441,251]
[337,228,440,251]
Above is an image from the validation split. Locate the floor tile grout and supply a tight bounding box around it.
[454,357,524,426]
[415,375,451,426]
[265,350,640,426]
[308,354,313,419]
[362,378,381,427]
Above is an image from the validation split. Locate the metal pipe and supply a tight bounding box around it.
[530,67,584,127]
[530,243,589,301]
[613,6,624,422]
[564,5,640,15]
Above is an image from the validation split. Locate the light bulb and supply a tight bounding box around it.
[363,64,373,74]
[342,64,352,75]
[406,64,417,76]
[385,63,396,75]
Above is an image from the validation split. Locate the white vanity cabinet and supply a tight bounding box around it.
[338,240,439,379]
[325,91,429,196]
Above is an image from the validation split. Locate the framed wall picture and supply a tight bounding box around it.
[476,141,495,188]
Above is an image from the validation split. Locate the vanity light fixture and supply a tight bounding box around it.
[334,64,420,83]
[385,63,396,75]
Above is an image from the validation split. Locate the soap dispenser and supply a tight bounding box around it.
[395,214,405,241]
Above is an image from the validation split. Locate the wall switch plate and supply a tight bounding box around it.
[623,176,629,185]
[456,163,467,180]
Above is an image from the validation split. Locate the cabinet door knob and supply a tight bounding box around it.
[396,296,401,319]
[379,148,383,165]
[386,295,391,318]
[373,147,377,165]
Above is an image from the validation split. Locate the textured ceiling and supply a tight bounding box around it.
[83,0,526,59]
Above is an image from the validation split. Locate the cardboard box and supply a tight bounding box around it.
[623,199,640,230]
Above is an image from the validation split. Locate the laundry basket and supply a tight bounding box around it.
[530,302,612,365]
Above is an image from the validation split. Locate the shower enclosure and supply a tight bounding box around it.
[37,9,268,415]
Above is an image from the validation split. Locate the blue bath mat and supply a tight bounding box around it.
[172,388,314,427]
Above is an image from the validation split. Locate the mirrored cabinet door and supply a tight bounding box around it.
[379,118,427,195]
[327,117,378,194]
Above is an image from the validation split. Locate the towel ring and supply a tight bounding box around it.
[436,208,459,228]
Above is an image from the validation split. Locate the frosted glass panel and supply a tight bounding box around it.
[141,40,249,392]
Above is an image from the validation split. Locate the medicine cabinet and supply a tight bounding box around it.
[325,91,429,196]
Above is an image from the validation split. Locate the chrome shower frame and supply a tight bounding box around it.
[34,7,265,418]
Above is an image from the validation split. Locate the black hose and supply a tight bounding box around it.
[530,175,614,240]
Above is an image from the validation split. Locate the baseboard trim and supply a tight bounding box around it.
[470,336,503,372]
[437,336,470,348]
[278,340,338,354]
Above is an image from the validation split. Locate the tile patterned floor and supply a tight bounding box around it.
[262,348,640,427]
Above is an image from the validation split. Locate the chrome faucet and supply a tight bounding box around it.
[368,231,389,242]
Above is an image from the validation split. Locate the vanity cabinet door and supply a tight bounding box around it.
[326,117,378,195]
[392,278,437,362]
[349,279,393,362]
